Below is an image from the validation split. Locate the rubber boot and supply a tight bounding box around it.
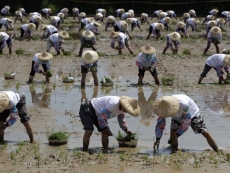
[9,47,12,54]
[28,75,34,84]
[198,76,203,84]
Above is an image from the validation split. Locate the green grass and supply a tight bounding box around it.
[182,48,191,55]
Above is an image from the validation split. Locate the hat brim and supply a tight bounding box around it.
[120,96,140,117]
[82,51,98,64]
[82,31,94,38]
[153,96,180,118]
[0,92,9,113]
[59,32,69,39]
[38,52,53,61]
[140,46,156,54]
[223,55,230,66]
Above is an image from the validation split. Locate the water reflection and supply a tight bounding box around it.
[30,85,52,108]
[101,86,114,95]
[204,93,230,113]
[81,86,98,103]
[138,87,158,127]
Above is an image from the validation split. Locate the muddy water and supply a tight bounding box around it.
[3,84,230,155]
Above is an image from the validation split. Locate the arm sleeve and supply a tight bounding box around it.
[224,66,229,73]
[117,114,128,130]
[155,117,166,139]
[216,65,224,77]
[6,107,18,127]
[136,61,143,69]
[110,39,115,48]
[53,42,61,51]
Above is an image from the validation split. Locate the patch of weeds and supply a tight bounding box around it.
[182,48,191,55]
[15,48,25,55]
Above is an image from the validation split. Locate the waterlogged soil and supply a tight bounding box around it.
[0,15,230,172]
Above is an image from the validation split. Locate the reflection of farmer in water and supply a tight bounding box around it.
[138,87,158,127]
[81,86,98,103]
[204,93,230,114]
[30,86,52,108]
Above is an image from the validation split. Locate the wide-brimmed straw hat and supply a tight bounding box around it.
[38,51,53,61]
[213,9,219,13]
[120,9,125,13]
[72,8,78,12]
[110,31,119,38]
[223,55,230,66]
[15,11,21,15]
[50,16,55,21]
[126,18,134,24]
[102,9,106,14]
[41,24,47,30]
[170,32,181,41]
[82,30,94,38]
[183,13,190,18]
[93,21,101,26]
[59,31,69,39]
[5,5,10,10]
[153,96,179,118]
[140,44,156,54]
[19,8,25,11]
[82,50,98,64]
[6,18,13,23]
[177,22,186,29]
[209,15,215,20]
[210,26,221,35]
[189,9,196,15]
[63,8,68,13]
[141,13,147,18]
[79,12,86,17]
[164,17,171,24]
[48,8,52,13]
[194,18,200,24]
[121,21,128,29]
[218,18,225,24]
[58,13,65,18]
[159,12,166,19]
[0,92,9,113]
[128,12,134,18]
[107,16,115,23]
[120,96,140,117]
[34,16,42,22]
[95,13,102,19]
[208,20,217,27]
[156,23,164,30]
[27,23,36,30]
[167,10,173,15]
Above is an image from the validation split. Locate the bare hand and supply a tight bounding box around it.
[0,124,7,131]
[125,130,132,136]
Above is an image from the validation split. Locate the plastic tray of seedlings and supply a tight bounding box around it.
[47,131,69,146]
[100,76,113,86]
[116,130,138,148]
[4,72,16,79]
[62,76,75,83]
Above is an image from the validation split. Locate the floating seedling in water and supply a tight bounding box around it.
[15,82,21,90]
[52,83,56,90]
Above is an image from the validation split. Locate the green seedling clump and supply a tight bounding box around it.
[46,71,52,77]
[47,131,70,140]
[116,130,138,142]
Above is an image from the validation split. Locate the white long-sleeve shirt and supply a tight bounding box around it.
[0,32,9,42]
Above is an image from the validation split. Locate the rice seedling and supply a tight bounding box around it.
[194,156,199,168]
[33,142,41,168]
[73,148,81,158]
[15,82,21,90]
[3,81,11,88]
[15,48,25,55]
[41,83,45,91]
[0,143,7,151]
[10,151,17,165]
[52,83,57,90]
[119,153,125,161]
[182,48,191,55]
